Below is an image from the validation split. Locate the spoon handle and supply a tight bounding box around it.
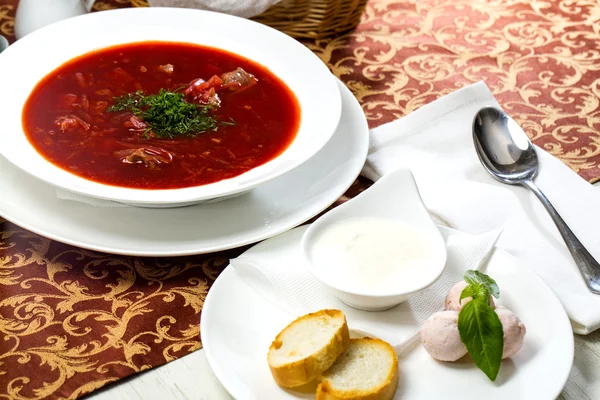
[522,179,600,294]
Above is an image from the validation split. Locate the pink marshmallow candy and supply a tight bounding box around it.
[421,310,467,362]
[495,306,526,359]
[444,280,495,311]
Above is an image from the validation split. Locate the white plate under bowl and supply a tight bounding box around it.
[0,79,367,256]
[0,7,341,207]
[202,226,574,400]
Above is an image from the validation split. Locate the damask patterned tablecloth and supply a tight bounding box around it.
[2,0,600,399]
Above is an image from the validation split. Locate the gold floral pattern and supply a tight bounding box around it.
[0,217,230,399]
[303,0,600,182]
[0,3,14,37]
[1,0,600,398]
[0,180,363,399]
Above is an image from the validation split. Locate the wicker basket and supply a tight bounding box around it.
[131,0,367,39]
[251,0,367,39]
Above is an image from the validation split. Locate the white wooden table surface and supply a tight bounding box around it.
[88,182,600,400]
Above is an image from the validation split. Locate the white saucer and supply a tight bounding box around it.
[0,79,368,256]
[201,226,574,400]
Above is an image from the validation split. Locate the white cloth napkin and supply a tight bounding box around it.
[231,225,500,351]
[363,81,600,334]
[147,0,280,19]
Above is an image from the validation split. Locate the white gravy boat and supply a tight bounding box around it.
[302,168,447,311]
[15,0,96,40]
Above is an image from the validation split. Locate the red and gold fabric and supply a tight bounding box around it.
[1,0,600,398]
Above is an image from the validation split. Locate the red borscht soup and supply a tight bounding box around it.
[22,41,300,190]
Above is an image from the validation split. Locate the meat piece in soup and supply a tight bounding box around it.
[220,67,258,91]
[55,115,90,133]
[115,147,174,169]
[184,67,257,107]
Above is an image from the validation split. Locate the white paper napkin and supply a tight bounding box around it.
[147,0,280,19]
[230,225,500,351]
[363,81,600,334]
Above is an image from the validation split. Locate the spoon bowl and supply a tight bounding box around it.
[301,168,447,311]
[473,106,538,184]
[473,106,600,294]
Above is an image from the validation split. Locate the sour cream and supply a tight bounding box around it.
[309,216,440,294]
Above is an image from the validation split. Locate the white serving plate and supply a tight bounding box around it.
[0,7,341,206]
[0,79,367,256]
[202,226,574,400]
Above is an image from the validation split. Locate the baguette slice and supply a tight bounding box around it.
[316,338,399,400]
[268,309,350,388]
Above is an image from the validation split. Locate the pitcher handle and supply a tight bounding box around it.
[83,0,96,12]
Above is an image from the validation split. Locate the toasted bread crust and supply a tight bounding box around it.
[315,338,399,400]
[267,309,350,388]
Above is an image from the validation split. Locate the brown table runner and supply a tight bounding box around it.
[2,0,600,398]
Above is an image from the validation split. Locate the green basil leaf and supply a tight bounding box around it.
[464,270,500,299]
[476,283,491,300]
[460,286,477,301]
[458,299,504,381]
[461,283,491,302]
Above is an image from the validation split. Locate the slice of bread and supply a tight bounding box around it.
[316,337,399,400]
[267,309,350,388]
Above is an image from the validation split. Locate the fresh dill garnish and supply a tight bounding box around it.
[220,118,237,126]
[107,89,228,139]
[107,90,146,114]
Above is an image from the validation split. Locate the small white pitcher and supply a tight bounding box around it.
[15,0,96,40]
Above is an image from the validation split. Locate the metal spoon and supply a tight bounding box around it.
[473,105,600,294]
[0,35,8,53]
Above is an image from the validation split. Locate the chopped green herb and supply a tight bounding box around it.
[107,90,146,114]
[220,118,237,126]
[107,89,231,139]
